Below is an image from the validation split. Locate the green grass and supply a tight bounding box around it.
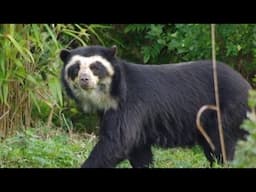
[0,125,226,168]
[117,146,223,168]
[0,126,96,168]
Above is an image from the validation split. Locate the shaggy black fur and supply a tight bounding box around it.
[60,46,251,168]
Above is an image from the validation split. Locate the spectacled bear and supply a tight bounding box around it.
[60,45,251,168]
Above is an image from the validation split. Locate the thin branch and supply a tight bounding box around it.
[211,24,227,163]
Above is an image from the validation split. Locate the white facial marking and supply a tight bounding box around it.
[65,55,114,79]
[64,54,117,112]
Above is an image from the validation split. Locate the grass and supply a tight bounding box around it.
[0,125,96,168]
[0,124,225,168]
[117,146,222,168]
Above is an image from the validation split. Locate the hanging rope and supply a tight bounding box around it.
[196,24,227,164]
[211,24,227,164]
[196,105,216,151]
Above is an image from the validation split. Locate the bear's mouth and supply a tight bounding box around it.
[79,82,95,90]
[72,82,94,91]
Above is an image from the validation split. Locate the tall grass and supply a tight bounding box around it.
[0,24,110,138]
[0,24,34,137]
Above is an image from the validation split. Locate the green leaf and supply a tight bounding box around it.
[6,34,32,63]
[26,74,38,85]
[48,77,63,107]
[142,47,151,63]
[62,29,87,46]
[1,82,8,104]
[43,24,60,49]
[29,90,41,113]
[14,60,26,79]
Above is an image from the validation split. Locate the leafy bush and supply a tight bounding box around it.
[233,88,256,168]
[111,24,256,86]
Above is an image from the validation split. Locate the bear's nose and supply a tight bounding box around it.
[79,74,91,89]
[80,75,89,82]
[80,74,90,83]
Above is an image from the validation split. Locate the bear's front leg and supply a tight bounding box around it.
[81,108,139,168]
[81,137,126,168]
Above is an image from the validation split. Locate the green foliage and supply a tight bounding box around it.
[233,89,256,168]
[116,24,256,84]
[0,125,96,168]
[118,146,211,168]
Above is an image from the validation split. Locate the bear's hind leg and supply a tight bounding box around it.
[128,144,153,168]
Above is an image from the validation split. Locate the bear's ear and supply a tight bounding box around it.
[60,49,71,62]
[108,45,117,58]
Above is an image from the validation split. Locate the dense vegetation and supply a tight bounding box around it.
[0,24,256,168]
[0,125,213,168]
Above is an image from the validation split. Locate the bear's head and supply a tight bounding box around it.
[60,45,118,112]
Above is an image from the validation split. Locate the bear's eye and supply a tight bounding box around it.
[90,63,101,74]
[90,61,108,78]
[90,65,99,71]
[67,62,80,81]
